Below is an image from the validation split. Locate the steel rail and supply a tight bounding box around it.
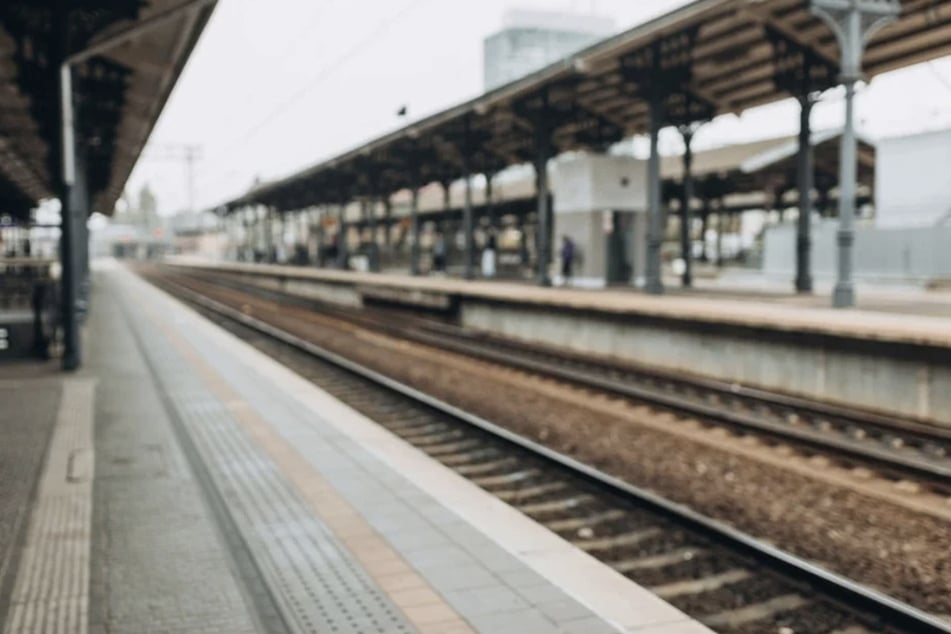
[170,268,951,485]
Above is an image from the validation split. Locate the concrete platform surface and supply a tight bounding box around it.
[169,259,951,350]
[0,260,712,634]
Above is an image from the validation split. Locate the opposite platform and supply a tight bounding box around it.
[1,261,710,634]
[161,260,951,427]
[167,259,951,349]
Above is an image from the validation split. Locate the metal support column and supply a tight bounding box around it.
[265,207,275,262]
[261,206,269,259]
[679,126,696,288]
[337,202,349,269]
[410,187,421,275]
[252,207,259,258]
[276,211,285,262]
[233,212,241,260]
[254,206,262,260]
[834,77,858,307]
[440,181,451,272]
[645,94,664,295]
[463,160,474,280]
[533,120,553,287]
[298,209,308,255]
[365,198,379,272]
[245,208,254,260]
[811,0,899,307]
[484,172,495,227]
[59,63,81,370]
[795,94,816,293]
[59,173,82,369]
[699,202,710,262]
[316,206,326,267]
[716,207,725,267]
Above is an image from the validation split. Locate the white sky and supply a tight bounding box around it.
[124,0,951,215]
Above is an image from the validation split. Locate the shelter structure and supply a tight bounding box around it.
[301,132,875,285]
[219,0,950,304]
[0,0,218,368]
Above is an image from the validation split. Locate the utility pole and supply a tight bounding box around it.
[142,143,203,213]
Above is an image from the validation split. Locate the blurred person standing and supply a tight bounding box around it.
[560,234,575,286]
[481,230,497,278]
[432,231,447,274]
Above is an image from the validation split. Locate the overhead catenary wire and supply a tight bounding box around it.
[200,0,432,189]
[219,0,338,125]
[927,60,951,94]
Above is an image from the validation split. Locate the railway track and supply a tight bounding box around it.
[169,266,951,492]
[144,268,951,634]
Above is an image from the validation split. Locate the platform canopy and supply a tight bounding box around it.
[220,0,951,214]
[662,129,876,202]
[0,0,218,221]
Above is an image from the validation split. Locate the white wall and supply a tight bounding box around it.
[876,128,951,228]
[552,154,647,214]
[763,220,951,280]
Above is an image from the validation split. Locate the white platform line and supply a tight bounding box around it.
[2,379,96,634]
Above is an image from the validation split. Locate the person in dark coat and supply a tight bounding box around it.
[560,235,575,285]
[432,232,447,273]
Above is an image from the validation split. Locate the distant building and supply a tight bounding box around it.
[92,184,170,259]
[113,184,161,232]
[875,127,951,228]
[483,9,615,91]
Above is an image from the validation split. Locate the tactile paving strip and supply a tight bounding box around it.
[131,318,417,634]
[2,379,94,634]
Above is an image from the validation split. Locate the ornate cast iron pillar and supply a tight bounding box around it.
[811,0,899,307]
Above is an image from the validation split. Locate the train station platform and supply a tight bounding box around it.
[164,260,951,428]
[166,259,951,346]
[0,261,710,634]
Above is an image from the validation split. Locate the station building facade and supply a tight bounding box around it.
[483,9,614,91]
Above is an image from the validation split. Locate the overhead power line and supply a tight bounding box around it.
[223,1,336,117]
[203,0,431,175]
[927,61,951,94]
[142,143,203,213]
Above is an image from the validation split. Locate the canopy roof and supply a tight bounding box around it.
[221,0,949,214]
[662,129,875,193]
[0,0,217,220]
[367,131,874,220]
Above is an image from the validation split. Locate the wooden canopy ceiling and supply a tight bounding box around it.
[0,0,217,220]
